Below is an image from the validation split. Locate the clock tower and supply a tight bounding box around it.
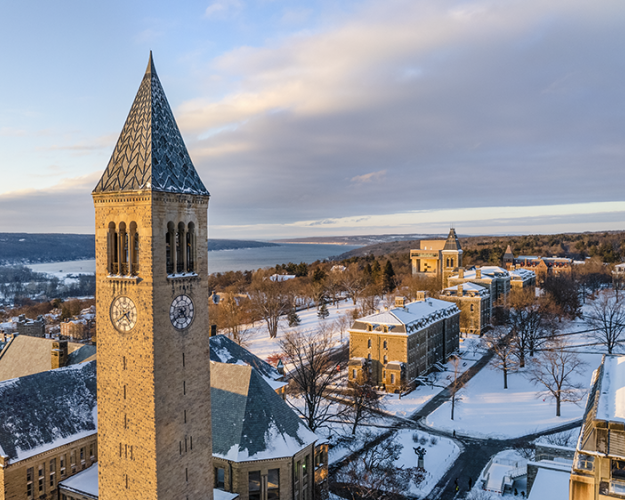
[92,53,213,500]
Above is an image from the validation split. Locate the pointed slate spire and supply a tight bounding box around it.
[93,53,209,196]
[443,228,461,251]
[503,244,514,261]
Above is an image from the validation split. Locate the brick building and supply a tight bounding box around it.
[438,282,490,335]
[348,296,460,392]
[503,245,572,285]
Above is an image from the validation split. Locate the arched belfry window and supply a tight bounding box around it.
[166,222,176,275]
[177,222,186,273]
[129,222,139,275]
[118,222,128,275]
[187,222,196,273]
[108,222,118,274]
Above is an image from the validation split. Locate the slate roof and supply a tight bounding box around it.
[0,335,92,383]
[211,362,317,462]
[443,228,462,251]
[209,334,285,390]
[0,361,97,461]
[93,53,209,196]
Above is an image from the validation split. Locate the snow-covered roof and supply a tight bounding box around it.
[214,490,240,500]
[93,53,209,197]
[209,334,285,391]
[441,282,489,297]
[509,268,536,281]
[451,266,509,281]
[0,361,97,462]
[595,355,625,423]
[351,298,459,335]
[59,462,98,498]
[269,274,296,282]
[211,362,318,462]
[527,466,570,500]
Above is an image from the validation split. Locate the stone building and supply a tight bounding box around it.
[438,282,490,335]
[211,362,325,500]
[60,320,87,340]
[0,362,97,500]
[410,229,463,287]
[14,315,45,338]
[92,53,214,500]
[570,354,625,499]
[508,267,537,291]
[447,266,511,306]
[348,296,460,392]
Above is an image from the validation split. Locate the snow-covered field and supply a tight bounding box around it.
[425,318,605,439]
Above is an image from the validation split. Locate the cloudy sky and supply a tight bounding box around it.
[0,0,624,239]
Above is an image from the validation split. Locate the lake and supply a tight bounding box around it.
[26,243,360,276]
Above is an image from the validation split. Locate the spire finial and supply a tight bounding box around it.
[145,51,157,76]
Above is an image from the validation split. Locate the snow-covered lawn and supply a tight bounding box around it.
[394,429,461,498]
[425,326,604,438]
[241,299,357,362]
[316,420,393,465]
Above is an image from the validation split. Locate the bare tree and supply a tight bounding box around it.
[586,290,625,354]
[506,289,554,367]
[279,325,343,431]
[334,434,424,500]
[482,328,518,389]
[345,370,383,435]
[341,265,366,306]
[218,290,253,346]
[333,312,351,344]
[249,271,291,338]
[527,337,586,417]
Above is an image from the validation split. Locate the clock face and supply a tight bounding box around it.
[170,295,194,330]
[110,296,137,333]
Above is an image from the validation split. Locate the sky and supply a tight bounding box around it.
[0,0,624,240]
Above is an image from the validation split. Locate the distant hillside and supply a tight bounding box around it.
[0,233,277,264]
[0,233,95,265]
[207,239,278,251]
[272,233,443,246]
[335,240,420,259]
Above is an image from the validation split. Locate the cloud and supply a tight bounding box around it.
[205,0,242,19]
[173,0,625,237]
[350,170,386,184]
[39,134,117,153]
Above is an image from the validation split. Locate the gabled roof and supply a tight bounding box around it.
[209,334,285,390]
[59,462,99,499]
[0,335,92,383]
[443,228,462,251]
[93,53,209,196]
[211,362,317,462]
[0,361,97,461]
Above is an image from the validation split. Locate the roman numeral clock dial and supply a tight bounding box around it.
[110,296,138,333]
[170,295,194,330]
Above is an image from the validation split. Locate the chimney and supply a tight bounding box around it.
[51,340,68,369]
[210,324,217,337]
[459,267,464,279]
[395,296,406,308]
[457,284,463,296]
[476,268,482,279]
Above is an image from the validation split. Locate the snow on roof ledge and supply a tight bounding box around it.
[596,355,625,423]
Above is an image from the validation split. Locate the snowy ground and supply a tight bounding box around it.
[425,318,605,439]
[241,298,357,362]
[394,429,461,498]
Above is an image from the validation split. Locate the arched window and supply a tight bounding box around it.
[186,222,196,273]
[177,222,186,273]
[129,222,138,275]
[107,222,117,274]
[118,222,127,275]
[166,222,176,275]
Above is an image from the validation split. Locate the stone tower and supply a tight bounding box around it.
[441,228,463,288]
[92,53,213,500]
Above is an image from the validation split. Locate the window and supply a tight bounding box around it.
[249,471,261,500]
[470,304,474,312]
[107,222,118,274]
[383,340,387,349]
[89,443,95,459]
[368,353,371,361]
[352,369,356,379]
[391,374,396,384]
[60,455,66,477]
[27,467,33,498]
[50,458,56,487]
[383,355,388,364]
[166,222,175,274]
[295,461,301,484]
[215,467,225,489]
[367,339,372,348]
[267,469,280,500]
[304,455,309,476]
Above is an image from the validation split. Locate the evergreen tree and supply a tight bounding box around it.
[288,307,301,327]
[318,298,330,320]
[383,260,396,293]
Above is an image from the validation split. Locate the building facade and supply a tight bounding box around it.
[570,354,625,499]
[438,282,490,335]
[348,296,460,392]
[410,229,463,287]
[93,54,213,500]
[447,266,511,306]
